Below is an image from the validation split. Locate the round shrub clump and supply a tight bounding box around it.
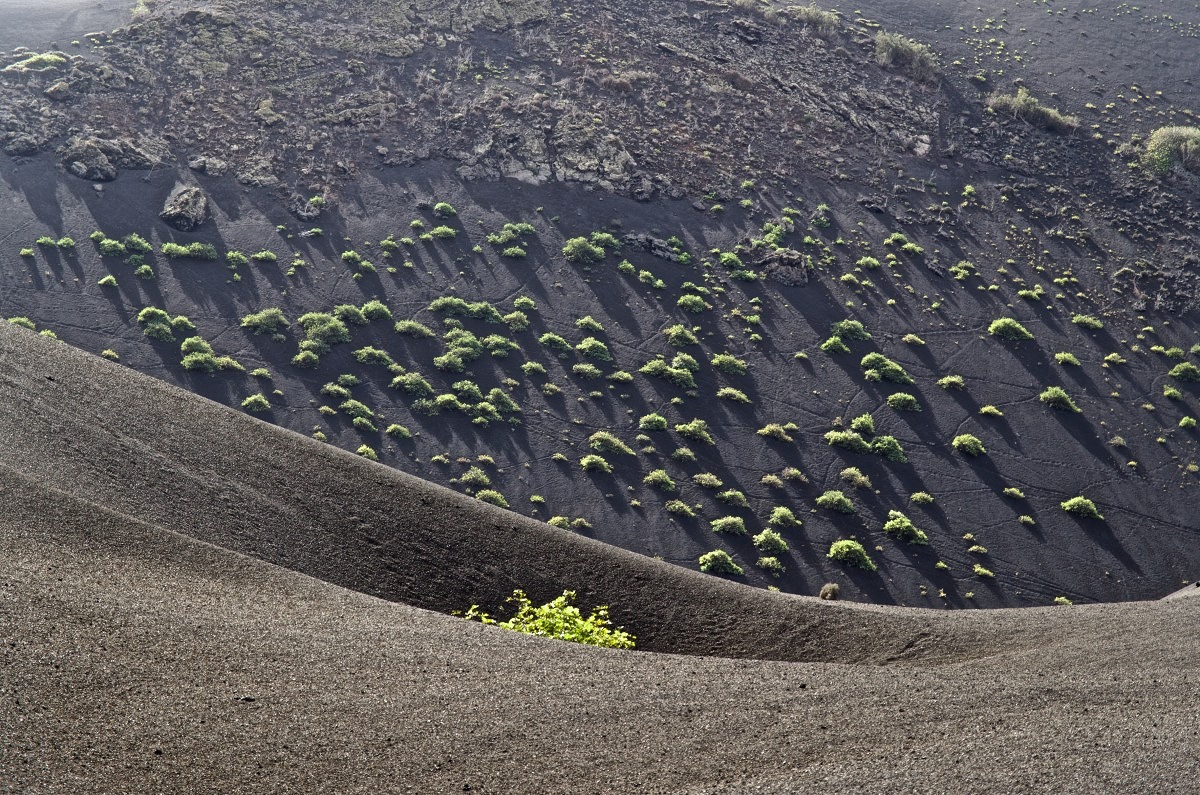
[828,539,876,571]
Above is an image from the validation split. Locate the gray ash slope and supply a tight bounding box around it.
[2,0,1200,607]
[3,321,1200,794]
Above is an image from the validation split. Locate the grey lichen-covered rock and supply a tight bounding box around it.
[57,136,119,181]
[188,155,229,176]
[43,81,72,102]
[236,155,279,187]
[56,134,169,181]
[159,185,210,231]
[552,116,637,191]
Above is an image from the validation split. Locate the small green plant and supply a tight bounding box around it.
[674,418,714,444]
[768,507,801,528]
[1060,495,1103,520]
[887,392,920,411]
[1039,386,1081,412]
[937,374,965,390]
[848,413,875,435]
[579,454,613,473]
[1071,314,1104,331]
[562,236,605,265]
[710,516,748,535]
[1142,126,1200,175]
[816,490,854,513]
[828,539,876,571]
[241,393,271,412]
[875,31,937,81]
[1055,352,1081,366]
[752,529,789,555]
[1168,362,1200,382]
[462,590,634,649]
[643,469,676,491]
[711,353,748,375]
[986,87,1079,132]
[860,352,913,384]
[757,423,794,442]
[952,434,986,456]
[882,510,928,544]
[910,491,935,505]
[699,550,743,576]
[972,564,995,578]
[988,317,1035,341]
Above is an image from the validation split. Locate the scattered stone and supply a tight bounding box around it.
[159,185,210,231]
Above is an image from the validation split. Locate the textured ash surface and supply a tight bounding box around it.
[2,324,1199,794]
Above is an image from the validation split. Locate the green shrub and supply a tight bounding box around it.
[241,393,271,412]
[710,516,748,535]
[824,430,870,454]
[882,510,928,544]
[768,507,801,527]
[848,413,875,435]
[580,454,613,473]
[1061,495,1103,520]
[952,434,986,456]
[860,352,913,384]
[716,490,749,507]
[716,387,751,404]
[674,418,715,444]
[677,294,710,313]
[588,431,634,456]
[973,564,995,578]
[576,336,612,361]
[831,319,871,340]
[875,31,938,82]
[1055,352,1081,366]
[240,308,289,335]
[692,473,723,489]
[986,87,1079,132]
[639,413,668,431]
[887,392,920,411]
[97,274,118,287]
[562,236,605,264]
[871,435,906,463]
[979,405,1004,417]
[463,589,635,649]
[664,324,698,346]
[828,539,876,570]
[937,374,965,390]
[910,491,934,505]
[643,469,676,491]
[1169,362,1200,382]
[753,529,789,554]
[432,201,457,217]
[665,499,697,517]
[160,241,217,260]
[820,336,851,354]
[1072,314,1104,330]
[571,363,603,379]
[1142,125,1200,175]
[1180,416,1198,429]
[1039,385,1081,412]
[816,490,854,513]
[757,423,794,442]
[385,424,411,439]
[698,550,743,576]
[988,317,1035,341]
[711,353,748,375]
[297,312,350,354]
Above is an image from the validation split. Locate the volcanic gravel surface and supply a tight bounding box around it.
[3,321,1200,794]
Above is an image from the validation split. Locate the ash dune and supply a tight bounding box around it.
[3,323,1199,793]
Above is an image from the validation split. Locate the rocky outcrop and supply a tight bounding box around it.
[55,135,168,181]
[159,185,210,231]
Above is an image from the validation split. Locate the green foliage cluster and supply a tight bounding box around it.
[1141,126,1200,175]
[988,317,1034,341]
[240,307,289,335]
[1061,496,1103,520]
[861,352,913,384]
[828,539,876,570]
[699,550,743,576]
[463,590,635,650]
[882,510,928,544]
[986,87,1079,132]
[1039,386,1081,412]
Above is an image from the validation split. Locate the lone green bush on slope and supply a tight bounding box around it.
[462,589,635,649]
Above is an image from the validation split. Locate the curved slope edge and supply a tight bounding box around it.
[0,323,1184,663]
[3,442,1199,793]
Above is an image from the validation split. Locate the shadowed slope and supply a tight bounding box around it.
[3,429,1199,793]
[0,319,1192,664]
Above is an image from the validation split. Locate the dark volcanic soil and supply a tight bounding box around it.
[1,2,1198,607]
[3,323,1200,794]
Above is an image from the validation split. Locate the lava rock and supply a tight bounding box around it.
[159,185,210,231]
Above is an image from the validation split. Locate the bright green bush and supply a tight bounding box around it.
[988,317,1035,341]
[882,510,928,544]
[463,589,635,650]
[699,550,743,576]
[952,434,986,456]
[816,490,854,513]
[828,539,876,570]
[1061,495,1103,520]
